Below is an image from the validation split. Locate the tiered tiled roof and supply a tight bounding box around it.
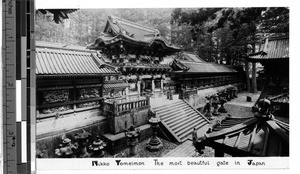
[248,36,289,61]
[36,44,118,77]
[87,15,181,56]
[176,52,204,62]
[103,80,129,90]
[196,116,289,157]
[171,59,237,74]
[269,93,289,104]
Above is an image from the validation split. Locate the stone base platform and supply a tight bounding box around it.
[103,124,153,155]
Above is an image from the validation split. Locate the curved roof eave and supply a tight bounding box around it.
[88,34,181,53]
[150,38,181,51]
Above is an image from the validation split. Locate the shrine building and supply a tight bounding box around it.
[248,35,289,118]
[88,15,181,98]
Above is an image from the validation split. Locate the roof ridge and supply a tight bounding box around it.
[179,60,216,64]
[36,44,95,53]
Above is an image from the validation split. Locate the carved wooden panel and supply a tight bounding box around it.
[42,105,71,114]
[78,88,100,100]
[42,89,70,104]
[78,101,100,108]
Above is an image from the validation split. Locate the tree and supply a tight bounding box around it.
[258,7,289,35]
[35,8,174,46]
[37,9,77,23]
[170,7,289,65]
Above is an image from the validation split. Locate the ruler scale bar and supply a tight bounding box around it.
[3,0,35,173]
[2,0,17,174]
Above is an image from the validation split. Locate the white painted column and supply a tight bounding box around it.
[125,87,129,100]
[152,77,155,92]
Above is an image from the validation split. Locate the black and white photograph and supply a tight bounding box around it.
[35,6,289,159]
[1,0,296,173]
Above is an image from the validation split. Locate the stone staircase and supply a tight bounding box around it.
[153,100,211,143]
[163,140,195,157]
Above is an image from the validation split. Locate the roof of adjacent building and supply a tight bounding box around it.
[269,93,289,104]
[179,52,204,62]
[171,59,237,74]
[197,116,289,157]
[87,15,181,55]
[165,52,204,63]
[36,43,118,77]
[103,80,129,90]
[248,36,289,61]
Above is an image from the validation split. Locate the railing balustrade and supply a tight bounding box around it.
[103,95,150,116]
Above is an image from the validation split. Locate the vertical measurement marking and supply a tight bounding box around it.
[2,0,17,174]
[29,0,36,173]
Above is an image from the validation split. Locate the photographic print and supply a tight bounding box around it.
[32,3,289,170]
[34,6,289,158]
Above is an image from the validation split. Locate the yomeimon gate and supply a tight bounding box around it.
[88,15,181,98]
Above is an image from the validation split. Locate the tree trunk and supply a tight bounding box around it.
[251,62,257,93]
[245,59,251,92]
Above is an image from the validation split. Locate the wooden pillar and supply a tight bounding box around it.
[245,59,251,92]
[251,62,257,93]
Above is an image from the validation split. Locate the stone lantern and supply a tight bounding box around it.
[218,90,227,113]
[203,95,213,119]
[146,115,163,151]
[55,138,77,158]
[89,135,107,157]
[212,94,220,116]
[124,125,140,156]
[229,87,235,99]
[74,129,91,158]
[225,88,232,101]
[232,87,238,98]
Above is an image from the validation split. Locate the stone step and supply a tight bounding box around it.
[163,140,194,157]
[153,101,183,110]
[155,100,183,109]
[168,112,200,129]
[177,120,208,139]
[153,100,210,143]
[161,110,195,124]
[171,114,204,132]
[154,106,189,115]
[155,102,188,114]
[174,117,205,135]
[179,122,208,142]
[157,105,192,119]
[166,144,195,157]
